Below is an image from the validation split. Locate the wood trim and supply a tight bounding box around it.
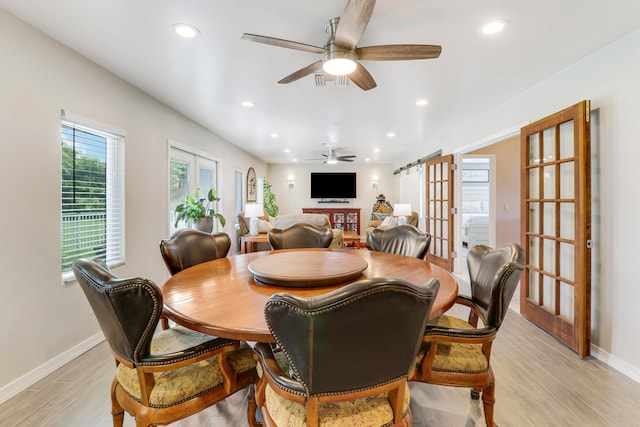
[519,100,591,357]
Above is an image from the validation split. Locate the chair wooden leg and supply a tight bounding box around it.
[481,372,497,427]
[110,378,125,427]
[247,384,262,427]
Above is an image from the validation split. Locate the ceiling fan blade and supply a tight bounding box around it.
[348,63,377,91]
[338,158,355,162]
[335,0,377,49]
[278,61,324,84]
[241,33,325,54]
[337,155,356,159]
[356,44,442,61]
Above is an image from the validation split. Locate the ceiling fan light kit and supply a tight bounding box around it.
[322,52,358,76]
[241,0,441,90]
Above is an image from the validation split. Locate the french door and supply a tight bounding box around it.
[169,145,219,234]
[425,154,455,271]
[520,101,591,357]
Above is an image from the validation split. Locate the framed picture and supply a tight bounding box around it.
[246,167,257,202]
[462,169,489,183]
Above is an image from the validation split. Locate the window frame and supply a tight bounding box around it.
[60,111,125,284]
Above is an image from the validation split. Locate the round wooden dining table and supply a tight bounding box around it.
[162,248,458,343]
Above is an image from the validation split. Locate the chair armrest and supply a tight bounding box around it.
[423,324,498,342]
[451,295,485,327]
[254,343,306,395]
[138,337,240,368]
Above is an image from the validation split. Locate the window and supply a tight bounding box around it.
[61,114,125,282]
[169,144,220,235]
[234,170,244,228]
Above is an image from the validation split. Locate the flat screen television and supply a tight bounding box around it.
[310,172,357,199]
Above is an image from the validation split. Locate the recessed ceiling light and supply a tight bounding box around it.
[373,148,380,153]
[241,100,255,108]
[171,23,200,39]
[270,133,279,138]
[283,149,290,153]
[365,158,371,162]
[292,158,298,162]
[386,132,396,138]
[416,99,429,106]
[481,19,508,35]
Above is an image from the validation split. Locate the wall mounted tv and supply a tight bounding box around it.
[310,172,357,199]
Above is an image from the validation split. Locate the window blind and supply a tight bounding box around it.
[61,119,125,282]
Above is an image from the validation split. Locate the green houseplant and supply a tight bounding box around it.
[263,179,279,217]
[174,187,226,232]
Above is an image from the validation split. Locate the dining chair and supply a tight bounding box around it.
[159,228,231,275]
[250,277,440,427]
[410,243,524,427]
[369,224,431,259]
[267,222,333,250]
[72,258,256,427]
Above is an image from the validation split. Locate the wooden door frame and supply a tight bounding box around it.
[519,100,591,357]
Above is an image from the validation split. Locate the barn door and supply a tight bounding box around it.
[425,154,454,271]
[520,100,591,357]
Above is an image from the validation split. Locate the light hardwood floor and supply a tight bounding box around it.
[2,309,639,426]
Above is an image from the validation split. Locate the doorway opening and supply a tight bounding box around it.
[455,134,521,311]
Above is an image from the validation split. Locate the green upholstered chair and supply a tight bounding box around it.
[410,243,524,427]
[267,223,333,250]
[369,224,431,259]
[159,228,231,276]
[72,258,256,427]
[251,277,440,427]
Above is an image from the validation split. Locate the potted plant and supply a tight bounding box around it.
[174,187,226,232]
[263,179,279,217]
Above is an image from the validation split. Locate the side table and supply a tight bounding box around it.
[343,231,362,249]
[240,233,269,253]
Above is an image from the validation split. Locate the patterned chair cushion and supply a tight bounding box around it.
[264,382,410,427]
[116,326,255,408]
[258,349,410,426]
[415,315,488,374]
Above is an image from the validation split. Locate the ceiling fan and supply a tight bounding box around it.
[309,144,356,164]
[241,0,441,91]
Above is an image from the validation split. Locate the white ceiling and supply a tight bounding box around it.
[3,0,640,165]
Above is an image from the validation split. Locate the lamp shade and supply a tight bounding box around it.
[393,203,412,217]
[245,203,264,218]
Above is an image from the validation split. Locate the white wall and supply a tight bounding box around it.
[267,162,397,238]
[402,28,640,379]
[0,9,266,397]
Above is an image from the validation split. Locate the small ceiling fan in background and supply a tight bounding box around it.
[308,143,356,164]
[241,0,442,91]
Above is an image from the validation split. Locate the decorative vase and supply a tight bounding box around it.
[194,217,213,233]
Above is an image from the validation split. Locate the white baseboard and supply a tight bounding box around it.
[0,332,105,405]
[591,344,640,384]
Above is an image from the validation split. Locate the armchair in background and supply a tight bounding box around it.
[366,194,419,243]
[237,210,272,251]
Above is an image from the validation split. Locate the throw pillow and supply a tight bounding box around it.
[257,219,272,233]
[373,212,389,221]
[381,216,397,227]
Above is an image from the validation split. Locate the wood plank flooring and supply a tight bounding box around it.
[2,309,639,426]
